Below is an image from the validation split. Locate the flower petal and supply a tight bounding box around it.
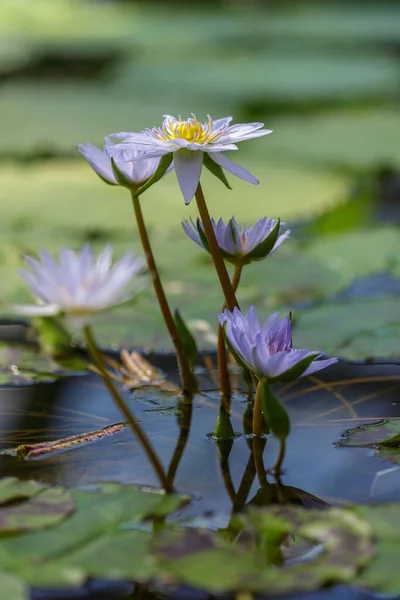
[209,153,259,185]
[77,143,117,184]
[301,357,338,378]
[182,219,204,249]
[173,151,203,204]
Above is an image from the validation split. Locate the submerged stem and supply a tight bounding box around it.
[130,190,196,395]
[194,183,239,312]
[84,325,170,491]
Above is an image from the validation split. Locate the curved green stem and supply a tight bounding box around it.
[84,325,170,491]
[130,191,196,395]
[217,263,244,409]
[253,381,264,436]
[194,183,239,312]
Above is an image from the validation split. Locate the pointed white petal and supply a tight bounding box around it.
[173,152,203,205]
[209,153,259,185]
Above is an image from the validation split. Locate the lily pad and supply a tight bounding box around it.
[154,505,373,594]
[0,481,189,587]
[340,420,400,466]
[294,297,400,360]
[264,108,400,171]
[355,504,400,594]
[0,341,84,385]
[0,477,74,534]
[341,419,400,448]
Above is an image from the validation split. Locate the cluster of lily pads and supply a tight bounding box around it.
[12,113,338,487]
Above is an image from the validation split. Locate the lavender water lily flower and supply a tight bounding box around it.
[77,137,164,186]
[182,217,290,265]
[110,114,272,204]
[219,307,337,383]
[15,245,145,322]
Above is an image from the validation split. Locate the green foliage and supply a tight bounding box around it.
[341,420,400,465]
[260,382,290,438]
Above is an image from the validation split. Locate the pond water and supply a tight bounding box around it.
[1,325,400,599]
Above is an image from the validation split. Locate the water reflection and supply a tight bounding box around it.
[1,351,400,599]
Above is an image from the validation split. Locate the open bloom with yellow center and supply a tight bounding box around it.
[14,245,145,325]
[110,114,272,204]
[77,137,166,187]
[182,216,290,265]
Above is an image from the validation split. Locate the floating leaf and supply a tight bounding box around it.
[355,504,400,594]
[294,297,400,360]
[0,478,74,535]
[341,420,400,448]
[0,481,189,588]
[154,505,373,594]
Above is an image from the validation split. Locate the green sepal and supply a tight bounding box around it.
[133,153,173,197]
[203,153,232,190]
[111,158,134,188]
[196,219,211,252]
[260,381,290,440]
[31,317,72,358]
[174,309,198,370]
[244,219,281,263]
[268,352,319,384]
[213,404,235,440]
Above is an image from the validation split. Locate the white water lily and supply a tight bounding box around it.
[110,114,272,204]
[15,245,145,323]
[78,137,164,186]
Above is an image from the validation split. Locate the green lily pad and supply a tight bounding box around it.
[305,227,400,281]
[0,341,84,385]
[0,573,26,600]
[354,504,400,593]
[0,477,74,534]
[264,108,400,171]
[341,419,400,448]
[0,481,189,587]
[340,420,400,466]
[294,297,400,360]
[154,505,373,594]
[264,4,400,45]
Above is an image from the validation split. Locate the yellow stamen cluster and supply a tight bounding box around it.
[155,115,219,144]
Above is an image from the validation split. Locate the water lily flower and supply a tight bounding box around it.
[15,245,145,323]
[77,137,165,186]
[110,114,272,204]
[182,216,290,265]
[219,307,337,383]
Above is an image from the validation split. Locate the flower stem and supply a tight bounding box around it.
[253,381,264,435]
[217,263,244,409]
[194,183,239,311]
[130,190,196,395]
[83,325,170,491]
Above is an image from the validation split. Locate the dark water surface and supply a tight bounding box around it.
[1,338,400,599]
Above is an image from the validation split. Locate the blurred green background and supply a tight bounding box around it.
[0,0,399,359]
